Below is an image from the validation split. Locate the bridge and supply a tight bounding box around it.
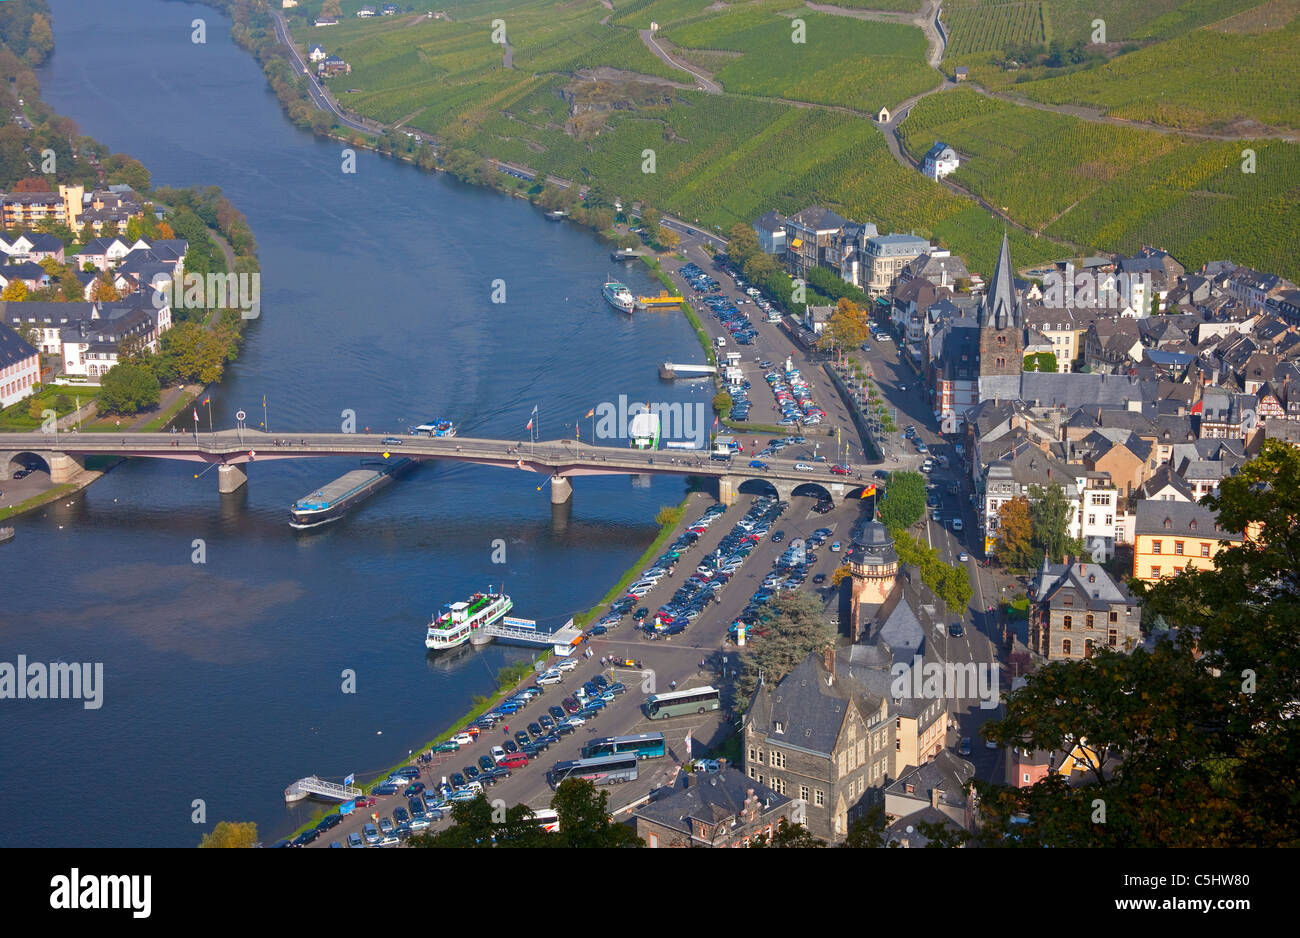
[0,429,875,505]
[472,617,584,653]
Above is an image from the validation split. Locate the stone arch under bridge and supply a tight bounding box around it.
[0,450,82,483]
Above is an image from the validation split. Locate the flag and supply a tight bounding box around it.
[859,483,875,499]
[344,773,354,787]
[712,415,719,431]
[193,408,199,423]
[685,730,692,758]
[585,408,595,419]
[202,396,210,406]
[525,417,533,431]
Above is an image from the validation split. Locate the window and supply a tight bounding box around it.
[1105,514,1113,525]
[1085,614,1094,628]
[1175,541,1184,555]
[769,750,785,769]
[1201,543,1210,557]
[800,785,809,802]
[1163,518,1172,529]
[1109,610,1118,623]
[748,766,757,780]
[814,789,825,806]
[1023,774,1031,784]
[1152,541,1162,554]
[1088,514,1095,526]
[648,832,659,848]
[771,778,786,795]
[1151,566,1161,577]
[1189,519,1198,531]
[1174,567,1183,575]
[1062,639,1072,655]
[748,747,758,763]
[1062,615,1072,630]
[1108,628,1118,647]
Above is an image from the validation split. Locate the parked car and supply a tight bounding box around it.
[959,737,972,756]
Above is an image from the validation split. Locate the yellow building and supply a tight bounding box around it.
[1132,500,1243,582]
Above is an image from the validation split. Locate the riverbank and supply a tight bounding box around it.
[0,455,124,523]
[281,486,699,840]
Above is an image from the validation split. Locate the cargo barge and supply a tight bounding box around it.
[289,457,414,529]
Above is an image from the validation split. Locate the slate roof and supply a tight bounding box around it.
[884,751,975,808]
[1019,372,1158,411]
[786,205,846,232]
[0,323,39,368]
[1032,556,1133,609]
[754,210,786,234]
[981,230,1019,331]
[1139,465,1195,501]
[633,769,789,838]
[748,654,854,757]
[1133,499,1243,541]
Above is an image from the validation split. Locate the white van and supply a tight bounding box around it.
[715,335,726,348]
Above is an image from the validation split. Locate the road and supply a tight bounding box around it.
[269,11,379,135]
[638,28,721,94]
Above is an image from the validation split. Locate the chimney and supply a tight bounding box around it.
[930,788,943,809]
[822,645,836,677]
[718,758,728,774]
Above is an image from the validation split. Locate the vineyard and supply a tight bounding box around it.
[662,9,938,110]
[942,1,1045,56]
[997,17,1300,132]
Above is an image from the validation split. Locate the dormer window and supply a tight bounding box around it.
[774,721,784,735]
[1163,518,1172,529]
[1189,519,1197,531]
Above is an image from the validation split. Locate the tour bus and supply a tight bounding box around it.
[529,808,560,833]
[546,753,639,789]
[643,685,721,720]
[582,732,667,761]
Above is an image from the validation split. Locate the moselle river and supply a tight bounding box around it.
[0,0,711,847]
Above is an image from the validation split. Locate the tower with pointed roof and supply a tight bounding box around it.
[846,520,899,642]
[978,229,1024,398]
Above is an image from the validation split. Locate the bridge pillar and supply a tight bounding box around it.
[772,480,796,501]
[218,463,247,494]
[549,475,572,505]
[718,475,737,506]
[47,453,84,484]
[0,452,16,480]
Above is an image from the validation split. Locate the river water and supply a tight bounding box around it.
[0,0,708,847]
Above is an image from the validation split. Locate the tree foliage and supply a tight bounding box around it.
[736,591,836,702]
[975,440,1300,847]
[994,495,1035,569]
[1027,482,1083,562]
[878,470,925,532]
[750,818,823,848]
[894,530,972,614]
[551,779,642,848]
[96,361,160,416]
[198,820,258,848]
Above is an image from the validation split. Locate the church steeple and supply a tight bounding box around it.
[984,228,1018,331]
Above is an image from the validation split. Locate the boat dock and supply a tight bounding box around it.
[0,526,13,545]
[637,291,684,309]
[290,457,413,528]
[610,248,643,261]
[284,776,363,803]
[659,361,718,379]
[472,616,585,656]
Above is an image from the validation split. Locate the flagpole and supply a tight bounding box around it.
[207,397,213,432]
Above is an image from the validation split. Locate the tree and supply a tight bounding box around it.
[657,225,679,251]
[552,779,642,848]
[726,222,760,267]
[13,177,50,192]
[655,504,682,527]
[750,818,823,847]
[407,794,549,847]
[712,390,732,415]
[829,563,853,587]
[639,206,661,235]
[736,591,836,701]
[994,496,1035,569]
[843,804,887,847]
[1027,482,1082,562]
[1,280,27,301]
[97,361,160,416]
[320,0,343,18]
[742,251,778,286]
[198,821,258,848]
[878,470,926,532]
[91,273,119,303]
[1023,352,1057,373]
[976,440,1300,847]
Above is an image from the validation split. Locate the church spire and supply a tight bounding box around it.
[985,227,1017,330]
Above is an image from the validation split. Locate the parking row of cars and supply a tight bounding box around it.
[763,364,825,428]
[680,262,720,295]
[702,291,758,348]
[735,525,834,630]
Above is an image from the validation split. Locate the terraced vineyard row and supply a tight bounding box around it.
[943,1,1045,56]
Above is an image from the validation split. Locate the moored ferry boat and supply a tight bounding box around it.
[602,280,635,314]
[426,589,513,650]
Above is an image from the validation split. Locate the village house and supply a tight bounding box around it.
[1,231,65,264]
[752,210,786,255]
[921,141,960,180]
[863,232,930,297]
[308,44,327,63]
[0,326,41,408]
[633,767,793,847]
[1029,556,1141,660]
[1132,500,1244,582]
[883,752,977,836]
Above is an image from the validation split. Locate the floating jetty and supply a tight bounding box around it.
[610,248,641,261]
[659,361,718,379]
[544,209,568,221]
[637,291,684,309]
[470,615,586,656]
[290,457,414,528]
[284,776,363,804]
[0,526,13,545]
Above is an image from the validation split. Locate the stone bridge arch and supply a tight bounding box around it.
[0,450,51,480]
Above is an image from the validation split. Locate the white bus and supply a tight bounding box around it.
[644,685,721,719]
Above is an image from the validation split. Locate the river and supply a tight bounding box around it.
[0,0,709,847]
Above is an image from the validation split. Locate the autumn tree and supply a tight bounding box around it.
[994,496,1035,569]
[657,225,680,251]
[818,298,870,358]
[198,821,259,848]
[727,222,760,266]
[91,273,119,302]
[1,280,27,301]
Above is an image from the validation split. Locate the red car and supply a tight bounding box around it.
[830,464,851,475]
[355,797,376,808]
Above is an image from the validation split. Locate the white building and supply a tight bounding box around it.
[922,142,960,181]
[0,327,40,408]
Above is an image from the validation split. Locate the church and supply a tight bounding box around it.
[977,230,1024,404]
